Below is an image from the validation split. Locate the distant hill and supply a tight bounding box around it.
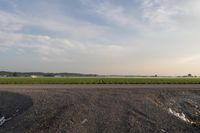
[0,71,98,77]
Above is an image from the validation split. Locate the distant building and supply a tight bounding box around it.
[31,75,37,78]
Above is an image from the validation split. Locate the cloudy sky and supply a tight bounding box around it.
[0,0,200,75]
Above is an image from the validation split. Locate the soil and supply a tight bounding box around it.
[0,85,200,133]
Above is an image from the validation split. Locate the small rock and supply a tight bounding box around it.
[0,116,6,126]
[161,129,167,133]
[81,118,88,124]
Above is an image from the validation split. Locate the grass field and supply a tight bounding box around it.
[0,77,200,84]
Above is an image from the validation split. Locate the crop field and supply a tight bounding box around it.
[0,77,200,84]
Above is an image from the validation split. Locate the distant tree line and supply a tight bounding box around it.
[0,71,98,77]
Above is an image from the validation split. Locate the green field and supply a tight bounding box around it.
[0,77,200,84]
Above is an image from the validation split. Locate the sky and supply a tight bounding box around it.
[0,0,200,75]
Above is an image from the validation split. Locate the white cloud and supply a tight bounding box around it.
[0,11,25,32]
[141,0,200,32]
[0,31,134,65]
[81,0,200,34]
[0,3,136,74]
[141,1,179,31]
[95,2,134,26]
[81,0,146,32]
[0,8,110,43]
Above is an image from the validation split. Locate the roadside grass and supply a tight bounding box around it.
[0,77,200,84]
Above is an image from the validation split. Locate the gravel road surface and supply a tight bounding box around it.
[0,85,200,133]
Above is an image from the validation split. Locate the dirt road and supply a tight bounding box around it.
[0,85,200,133]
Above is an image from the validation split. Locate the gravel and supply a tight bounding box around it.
[0,85,200,133]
